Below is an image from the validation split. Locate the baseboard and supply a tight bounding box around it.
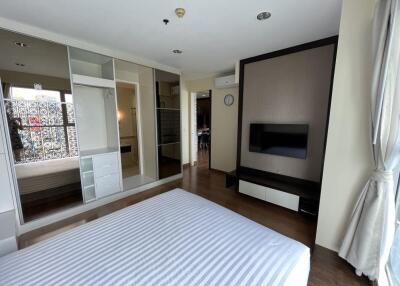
[210,168,228,175]
[183,163,190,169]
[17,173,183,234]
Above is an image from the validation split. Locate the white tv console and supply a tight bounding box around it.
[239,180,300,211]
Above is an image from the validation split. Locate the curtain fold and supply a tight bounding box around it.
[338,0,400,283]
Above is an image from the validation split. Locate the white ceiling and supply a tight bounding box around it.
[0,0,342,79]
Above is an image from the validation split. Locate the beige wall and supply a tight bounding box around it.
[184,77,238,172]
[316,0,375,251]
[241,45,335,182]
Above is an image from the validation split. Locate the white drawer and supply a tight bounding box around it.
[265,188,299,211]
[95,173,121,199]
[239,180,266,201]
[92,152,119,178]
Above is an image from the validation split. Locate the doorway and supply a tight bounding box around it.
[191,90,211,169]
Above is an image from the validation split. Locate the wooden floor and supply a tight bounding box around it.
[18,162,370,286]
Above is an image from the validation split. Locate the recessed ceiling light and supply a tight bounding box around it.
[173,49,183,54]
[14,41,29,48]
[15,63,25,67]
[257,11,271,21]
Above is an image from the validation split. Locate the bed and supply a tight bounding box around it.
[0,189,310,286]
[15,157,80,195]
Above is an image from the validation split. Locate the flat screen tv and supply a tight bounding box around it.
[249,123,309,159]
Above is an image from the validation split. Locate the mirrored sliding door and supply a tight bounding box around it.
[155,70,181,179]
[0,29,82,222]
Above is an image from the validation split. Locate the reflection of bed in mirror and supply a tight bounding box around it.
[15,157,82,221]
[15,157,80,194]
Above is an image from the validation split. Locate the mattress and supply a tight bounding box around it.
[15,157,80,194]
[0,189,310,286]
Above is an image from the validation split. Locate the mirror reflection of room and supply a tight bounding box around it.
[114,59,157,190]
[116,82,140,178]
[155,70,181,179]
[0,29,82,222]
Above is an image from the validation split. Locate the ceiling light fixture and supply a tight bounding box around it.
[257,11,271,21]
[173,49,183,54]
[175,8,186,18]
[14,41,29,48]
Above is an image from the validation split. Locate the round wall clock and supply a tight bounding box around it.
[224,94,234,106]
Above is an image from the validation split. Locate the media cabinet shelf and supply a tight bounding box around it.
[226,167,321,211]
[238,168,320,202]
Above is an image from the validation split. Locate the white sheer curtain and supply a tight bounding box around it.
[387,188,399,285]
[338,0,400,284]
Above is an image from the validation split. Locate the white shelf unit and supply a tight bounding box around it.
[68,47,123,203]
[72,74,115,89]
[80,151,122,202]
[69,47,114,81]
[80,157,95,202]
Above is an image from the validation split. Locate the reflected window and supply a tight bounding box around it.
[4,86,78,164]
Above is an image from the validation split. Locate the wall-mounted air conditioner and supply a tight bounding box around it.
[214,61,240,89]
[214,75,237,89]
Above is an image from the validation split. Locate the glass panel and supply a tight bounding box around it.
[158,143,181,179]
[155,70,180,109]
[155,69,181,179]
[114,59,157,190]
[157,109,180,145]
[0,28,82,223]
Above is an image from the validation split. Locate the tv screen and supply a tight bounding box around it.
[249,124,309,159]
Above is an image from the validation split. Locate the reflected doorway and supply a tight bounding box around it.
[116,82,141,179]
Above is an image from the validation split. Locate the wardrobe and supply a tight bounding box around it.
[0,28,182,235]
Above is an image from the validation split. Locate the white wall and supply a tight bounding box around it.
[316,0,376,251]
[184,77,239,172]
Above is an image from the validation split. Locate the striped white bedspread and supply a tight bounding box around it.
[0,189,310,286]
